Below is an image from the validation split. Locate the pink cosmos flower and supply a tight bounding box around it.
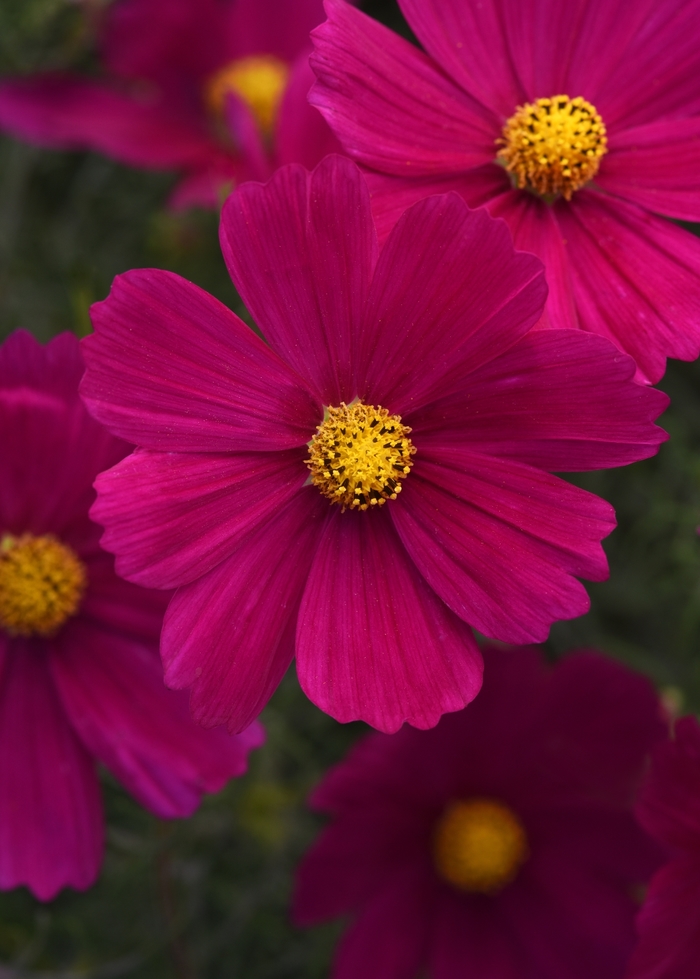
[80,155,668,735]
[310,0,700,383]
[0,0,344,209]
[0,329,263,901]
[626,716,700,978]
[294,648,667,979]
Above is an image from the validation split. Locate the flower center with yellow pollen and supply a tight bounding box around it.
[433,799,529,893]
[204,55,290,135]
[0,533,87,637]
[498,95,607,200]
[306,401,416,511]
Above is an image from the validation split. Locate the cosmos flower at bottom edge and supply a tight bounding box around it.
[80,154,669,737]
[293,647,668,979]
[626,716,700,979]
[0,329,263,901]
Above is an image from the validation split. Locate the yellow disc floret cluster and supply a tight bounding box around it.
[433,798,529,894]
[306,401,416,511]
[0,533,87,637]
[498,95,607,200]
[204,55,290,135]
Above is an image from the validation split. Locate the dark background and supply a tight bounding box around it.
[1,1,699,975]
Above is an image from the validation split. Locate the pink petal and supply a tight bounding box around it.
[555,191,700,384]
[392,447,614,644]
[296,507,483,733]
[81,553,170,641]
[358,194,546,415]
[162,489,328,732]
[330,858,434,979]
[0,330,83,397]
[82,268,321,450]
[429,891,522,979]
[408,330,669,472]
[275,50,343,170]
[220,155,377,405]
[168,160,239,211]
[365,164,510,247]
[398,0,525,118]
[226,0,328,63]
[310,0,497,176]
[0,643,103,900]
[599,117,700,222]
[0,74,213,169]
[49,621,261,818]
[223,91,272,183]
[92,448,307,588]
[627,857,700,979]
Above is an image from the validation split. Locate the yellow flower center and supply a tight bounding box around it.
[204,55,290,135]
[433,799,529,894]
[498,95,607,200]
[0,533,87,637]
[306,401,416,511]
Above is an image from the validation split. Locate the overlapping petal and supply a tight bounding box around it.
[83,268,321,451]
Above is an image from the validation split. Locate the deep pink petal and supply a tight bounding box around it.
[162,489,328,732]
[635,716,700,852]
[555,192,700,384]
[330,858,433,979]
[0,644,103,900]
[92,448,306,588]
[168,157,240,211]
[296,507,483,733]
[409,330,669,472]
[0,330,83,397]
[82,268,321,450]
[0,74,213,168]
[392,448,614,644]
[81,553,170,642]
[275,50,343,169]
[49,621,261,819]
[223,91,272,182]
[599,117,700,222]
[221,155,377,404]
[430,891,522,979]
[358,194,546,415]
[627,857,700,979]
[226,0,327,63]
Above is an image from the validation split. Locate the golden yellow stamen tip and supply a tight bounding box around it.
[204,55,289,135]
[306,401,416,512]
[433,799,529,893]
[497,95,607,200]
[0,533,87,637]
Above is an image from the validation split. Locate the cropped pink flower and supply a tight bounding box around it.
[0,330,263,901]
[294,648,667,979]
[81,155,667,735]
[0,0,343,209]
[311,0,700,383]
[627,716,700,979]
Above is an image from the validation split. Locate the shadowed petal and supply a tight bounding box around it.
[430,891,522,979]
[392,448,614,644]
[220,155,377,405]
[0,644,103,900]
[92,448,307,588]
[81,553,170,642]
[275,50,343,169]
[163,489,328,733]
[635,717,700,852]
[83,268,321,451]
[296,508,483,733]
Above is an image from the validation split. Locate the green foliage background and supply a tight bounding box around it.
[0,1,699,975]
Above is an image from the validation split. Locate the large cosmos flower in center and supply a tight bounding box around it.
[81,156,668,734]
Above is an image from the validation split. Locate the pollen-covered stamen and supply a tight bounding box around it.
[0,533,87,637]
[498,95,607,200]
[306,401,416,512]
[433,798,529,894]
[204,55,290,135]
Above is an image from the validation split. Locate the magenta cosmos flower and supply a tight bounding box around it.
[0,330,262,901]
[626,716,700,978]
[294,648,667,979]
[310,0,700,383]
[0,0,345,209]
[80,155,668,735]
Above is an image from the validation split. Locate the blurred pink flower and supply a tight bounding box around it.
[627,715,700,978]
[0,330,263,901]
[81,155,668,735]
[311,0,700,383]
[295,648,667,979]
[0,0,343,209]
